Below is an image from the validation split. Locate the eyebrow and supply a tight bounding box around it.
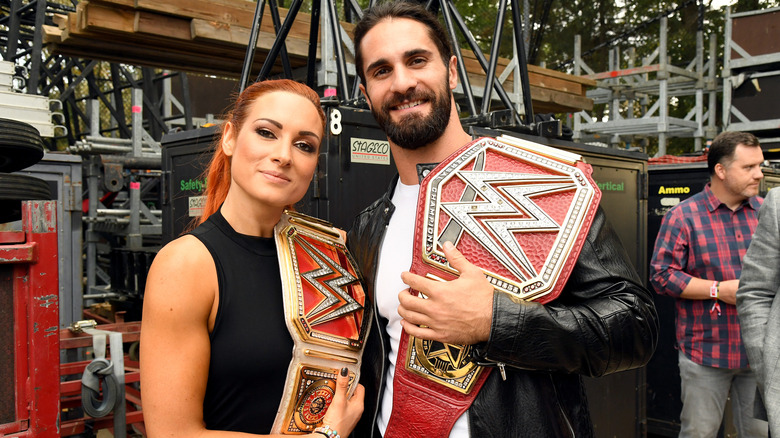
[365,48,433,75]
[256,118,321,142]
[257,118,282,129]
[299,130,321,141]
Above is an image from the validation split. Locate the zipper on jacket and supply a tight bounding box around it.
[472,358,510,379]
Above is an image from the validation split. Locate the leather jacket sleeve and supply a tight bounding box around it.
[472,207,659,377]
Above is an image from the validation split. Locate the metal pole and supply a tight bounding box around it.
[694,30,704,151]
[127,175,143,249]
[440,1,477,116]
[306,0,320,89]
[256,0,305,82]
[480,0,507,115]
[239,0,267,90]
[29,0,47,92]
[85,157,100,293]
[131,88,144,157]
[657,17,668,156]
[267,0,293,78]
[325,0,350,99]
[722,7,733,130]
[510,0,534,124]
[706,34,718,141]
[446,6,519,122]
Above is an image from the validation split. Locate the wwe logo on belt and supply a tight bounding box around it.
[299,239,363,325]
[440,171,574,281]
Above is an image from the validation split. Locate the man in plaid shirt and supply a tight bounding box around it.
[651,131,767,438]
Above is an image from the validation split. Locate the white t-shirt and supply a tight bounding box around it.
[375,179,469,438]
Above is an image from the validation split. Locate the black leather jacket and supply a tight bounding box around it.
[347,173,659,438]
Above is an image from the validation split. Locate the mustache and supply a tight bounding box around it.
[381,89,435,112]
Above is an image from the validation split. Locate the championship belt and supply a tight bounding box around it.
[272,211,372,434]
[384,135,602,438]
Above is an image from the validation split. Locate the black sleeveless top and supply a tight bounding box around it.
[190,210,293,433]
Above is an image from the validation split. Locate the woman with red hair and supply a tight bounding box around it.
[140,79,364,437]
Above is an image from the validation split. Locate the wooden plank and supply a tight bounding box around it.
[74,2,317,65]
[459,50,592,98]
[77,1,135,34]
[135,0,253,27]
[529,85,594,113]
[57,8,308,74]
[49,40,259,78]
[87,0,136,9]
[42,24,63,44]
[72,4,243,61]
[528,64,596,87]
[53,20,239,70]
[528,71,586,96]
[50,26,292,79]
[79,2,188,41]
[190,18,316,59]
[134,10,192,41]
[51,13,69,28]
[133,0,313,37]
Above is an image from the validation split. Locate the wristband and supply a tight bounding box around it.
[314,425,340,438]
[710,281,719,299]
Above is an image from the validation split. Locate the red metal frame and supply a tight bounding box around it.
[0,201,60,438]
[1,201,146,437]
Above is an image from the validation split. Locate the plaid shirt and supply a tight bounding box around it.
[650,184,762,369]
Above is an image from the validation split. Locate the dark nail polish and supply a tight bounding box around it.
[340,367,348,377]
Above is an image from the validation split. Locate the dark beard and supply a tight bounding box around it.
[372,87,451,150]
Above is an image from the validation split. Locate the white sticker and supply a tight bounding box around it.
[188,195,206,217]
[350,137,391,165]
[660,197,681,207]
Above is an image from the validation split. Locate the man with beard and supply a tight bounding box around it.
[347,2,658,437]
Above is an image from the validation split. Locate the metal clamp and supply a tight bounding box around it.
[68,319,98,334]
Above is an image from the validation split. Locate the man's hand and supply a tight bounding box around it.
[398,241,494,345]
[718,279,739,305]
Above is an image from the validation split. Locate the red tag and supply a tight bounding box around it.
[710,301,721,316]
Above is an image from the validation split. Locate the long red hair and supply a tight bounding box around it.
[197,79,326,225]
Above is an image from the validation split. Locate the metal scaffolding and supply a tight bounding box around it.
[571,17,719,156]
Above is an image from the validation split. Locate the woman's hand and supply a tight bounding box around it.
[319,367,365,437]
